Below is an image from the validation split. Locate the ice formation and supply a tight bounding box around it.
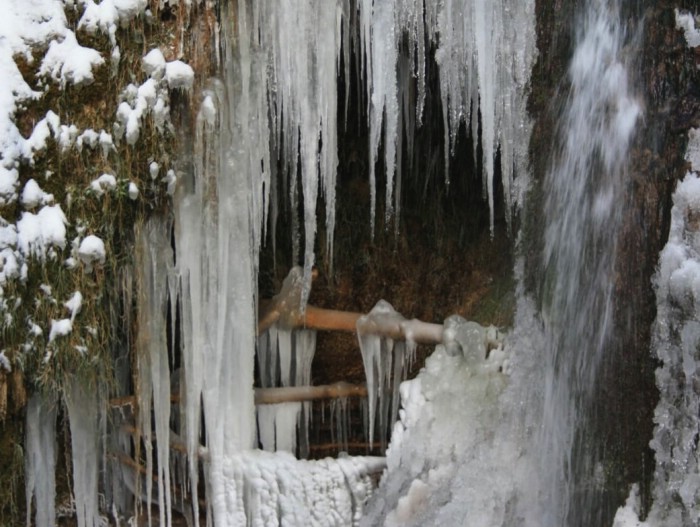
[613,136,700,526]
[25,393,58,527]
[136,217,174,527]
[255,323,316,455]
[5,0,541,524]
[64,378,103,527]
[218,0,535,304]
[356,300,417,448]
[360,316,518,526]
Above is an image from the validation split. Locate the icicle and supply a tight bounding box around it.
[25,392,57,527]
[356,300,409,447]
[294,329,317,386]
[256,330,271,388]
[278,328,293,387]
[136,217,173,527]
[275,402,302,453]
[428,0,535,229]
[368,0,399,226]
[64,378,102,527]
[257,405,277,452]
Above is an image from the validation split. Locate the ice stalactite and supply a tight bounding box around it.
[357,300,417,449]
[25,392,57,527]
[363,0,535,234]
[255,326,317,454]
[257,402,303,454]
[135,216,174,527]
[250,0,343,306]
[64,378,102,527]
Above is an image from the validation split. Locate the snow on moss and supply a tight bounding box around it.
[39,30,105,86]
[16,205,67,260]
[78,234,106,270]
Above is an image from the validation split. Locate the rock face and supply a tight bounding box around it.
[526,0,700,521]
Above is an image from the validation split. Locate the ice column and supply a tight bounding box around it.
[64,378,102,527]
[135,216,174,527]
[25,393,57,527]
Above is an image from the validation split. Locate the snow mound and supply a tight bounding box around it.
[78,235,106,270]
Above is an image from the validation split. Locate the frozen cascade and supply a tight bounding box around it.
[517,0,641,524]
[25,392,58,527]
[174,9,260,521]
[64,377,102,527]
[135,216,174,527]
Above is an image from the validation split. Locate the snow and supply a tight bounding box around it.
[21,179,54,209]
[0,351,11,372]
[89,173,117,196]
[39,30,105,86]
[165,60,194,90]
[0,167,19,205]
[143,48,166,79]
[676,9,700,48]
[48,318,73,343]
[78,235,106,269]
[16,205,68,260]
[78,0,148,40]
[64,291,83,320]
[128,181,139,200]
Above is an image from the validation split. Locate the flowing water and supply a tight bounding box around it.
[521,0,641,524]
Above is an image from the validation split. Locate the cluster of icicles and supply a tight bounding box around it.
[23,0,535,526]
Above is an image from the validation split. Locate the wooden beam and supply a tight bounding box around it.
[254,382,367,404]
[110,382,369,409]
[258,267,445,344]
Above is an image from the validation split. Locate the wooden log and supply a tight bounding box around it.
[110,382,369,409]
[258,275,445,344]
[254,382,367,404]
